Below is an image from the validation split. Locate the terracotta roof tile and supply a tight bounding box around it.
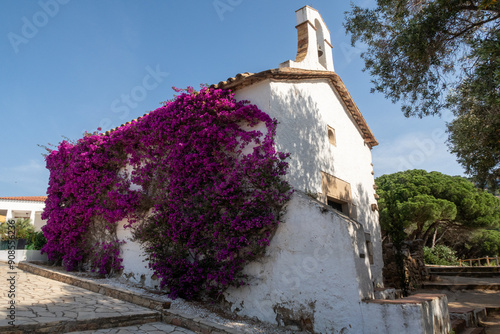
[105,116,145,135]
[0,196,47,202]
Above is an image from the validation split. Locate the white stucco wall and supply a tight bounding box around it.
[234,79,383,286]
[116,219,159,289]
[223,191,373,333]
[223,192,450,334]
[361,294,450,334]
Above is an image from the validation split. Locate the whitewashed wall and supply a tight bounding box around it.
[361,294,450,334]
[223,191,372,333]
[116,219,159,289]
[223,192,450,334]
[234,79,383,286]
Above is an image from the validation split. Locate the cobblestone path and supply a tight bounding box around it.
[0,262,194,333]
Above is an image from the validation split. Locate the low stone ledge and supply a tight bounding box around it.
[362,293,450,333]
[365,293,447,304]
[161,309,243,334]
[16,262,246,334]
[0,313,160,334]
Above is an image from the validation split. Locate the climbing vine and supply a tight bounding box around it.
[42,86,292,298]
[41,132,139,274]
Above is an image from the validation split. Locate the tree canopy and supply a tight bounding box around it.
[345,1,500,189]
[446,31,500,190]
[375,169,500,246]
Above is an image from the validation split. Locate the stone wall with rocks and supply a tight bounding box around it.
[383,239,428,290]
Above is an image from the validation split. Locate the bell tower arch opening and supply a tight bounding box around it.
[279,5,334,72]
[315,19,327,70]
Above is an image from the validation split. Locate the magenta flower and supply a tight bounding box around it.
[42,86,292,298]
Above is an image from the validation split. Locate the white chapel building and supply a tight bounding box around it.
[213,5,383,286]
[115,6,450,333]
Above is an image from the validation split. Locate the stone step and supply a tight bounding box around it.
[451,318,467,333]
[427,266,500,274]
[450,307,486,328]
[486,308,500,315]
[0,312,160,334]
[482,311,500,333]
[449,307,488,334]
[66,322,197,334]
[421,282,500,291]
[430,272,500,278]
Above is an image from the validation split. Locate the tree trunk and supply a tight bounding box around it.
[434,228,448,246]
[409,221,426,240]
[421,220,441,244]
[431,227,438,248]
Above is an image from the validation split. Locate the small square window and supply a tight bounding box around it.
[327,125,336,146]
[327,197,350,216]
[327,198,344,212]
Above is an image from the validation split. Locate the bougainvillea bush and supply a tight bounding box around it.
[42,86,292,299]
[41,132,140,274]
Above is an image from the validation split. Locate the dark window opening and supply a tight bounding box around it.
[327,198,344,213]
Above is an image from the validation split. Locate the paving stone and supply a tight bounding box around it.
[32,316,64,324]
[63,311,78,318]
[0,262,194,333]
[37,311,59,317]
[12,318,37,325]
[76,312,99,320]
[69,321,196,333]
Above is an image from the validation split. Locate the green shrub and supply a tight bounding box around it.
[470,229,500,258]
[26,231,47,250]
[424,245,459,265]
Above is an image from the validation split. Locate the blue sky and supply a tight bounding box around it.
[0,0,465,196]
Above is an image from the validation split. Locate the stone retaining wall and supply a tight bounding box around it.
[383,239,428,290]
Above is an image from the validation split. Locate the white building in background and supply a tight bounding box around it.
[0,196,47,231]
